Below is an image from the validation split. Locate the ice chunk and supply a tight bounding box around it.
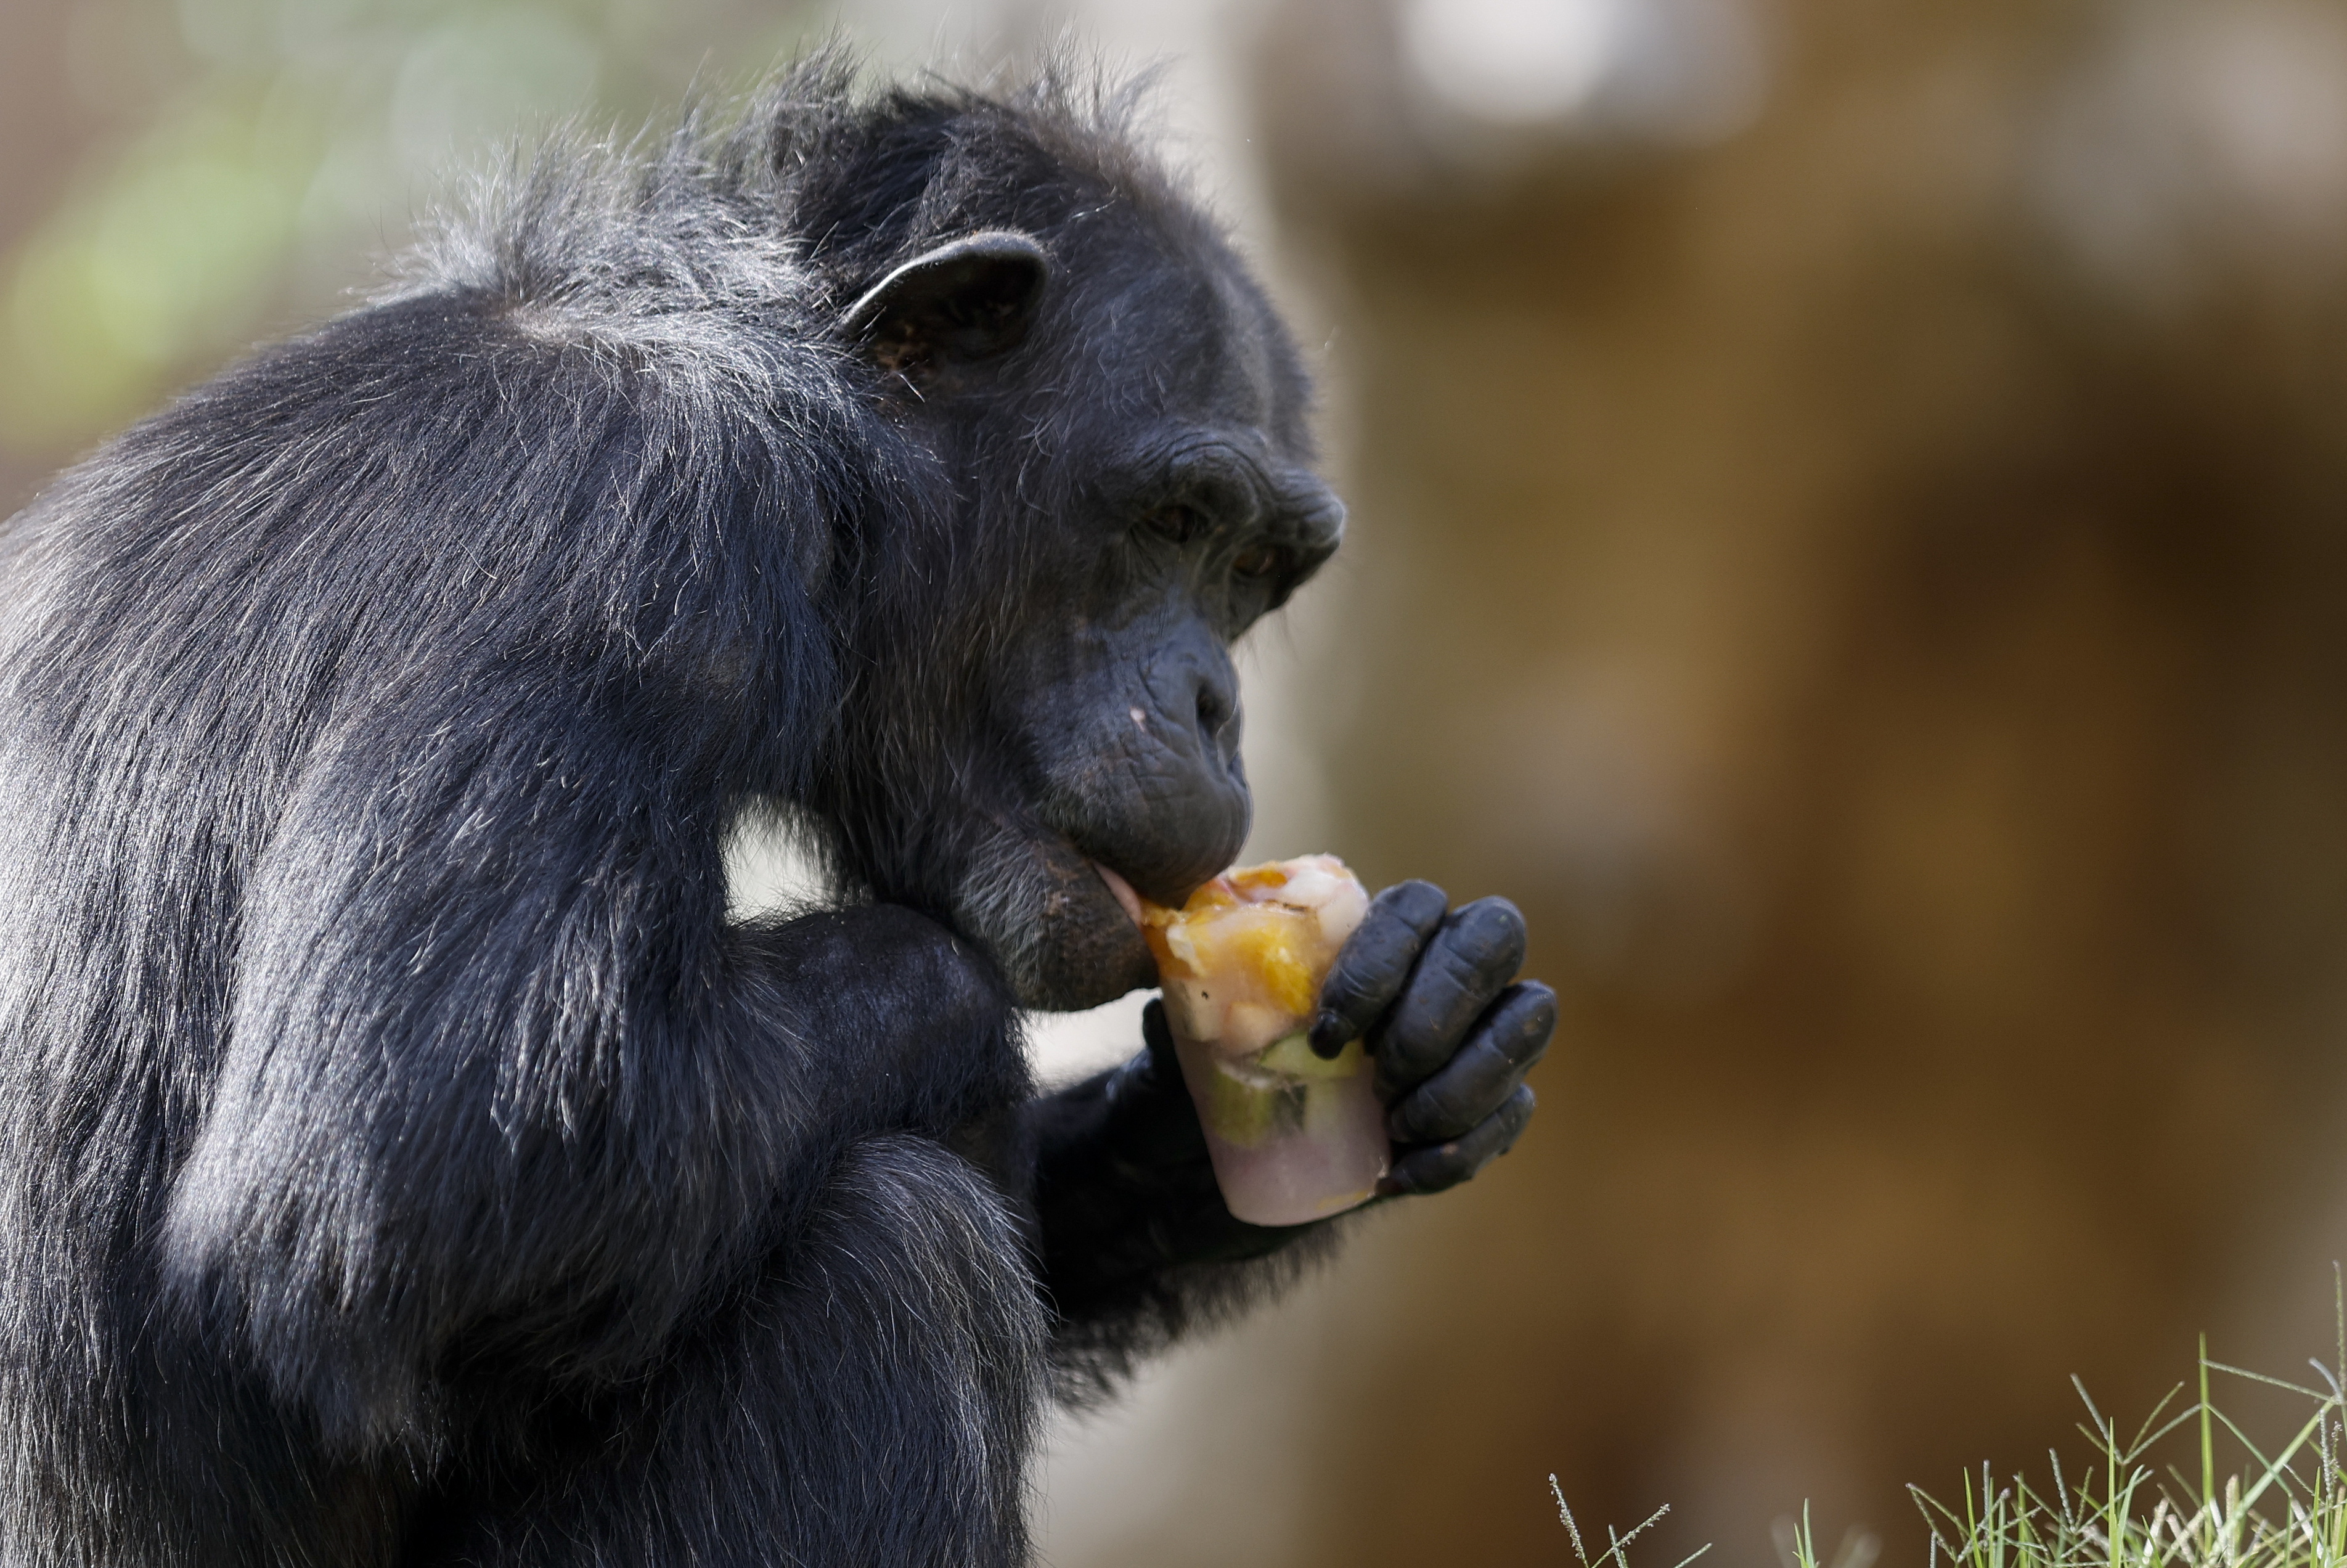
[1140,855,1389,1226]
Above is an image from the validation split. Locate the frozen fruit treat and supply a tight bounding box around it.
[1140,855,1389,1226]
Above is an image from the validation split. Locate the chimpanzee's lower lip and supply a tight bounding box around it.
[1093,863,1145,928]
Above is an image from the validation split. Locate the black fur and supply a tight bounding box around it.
[0,51,1559,1567]
[0,56,1360,1567]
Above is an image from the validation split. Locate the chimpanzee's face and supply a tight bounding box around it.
[826,221,1342,1011]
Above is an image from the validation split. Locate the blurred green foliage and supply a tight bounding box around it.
[0,0,822,457]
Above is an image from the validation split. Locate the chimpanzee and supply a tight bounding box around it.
[0,55,1553,1567]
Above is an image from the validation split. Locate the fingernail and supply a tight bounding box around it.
[1308,1011,1344,1056]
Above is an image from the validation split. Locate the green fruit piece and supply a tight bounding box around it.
[1255,1032,1366,1083]
[1199,1060,1277,1148]
[1194,1034,1367,1149]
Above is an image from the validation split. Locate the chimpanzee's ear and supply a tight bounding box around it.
[841,231,1051,383]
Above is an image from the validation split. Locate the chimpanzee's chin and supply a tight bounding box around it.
[1018,915,1157,1012]
[1007,847,1159,1011]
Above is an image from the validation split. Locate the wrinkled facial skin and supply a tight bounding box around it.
[1006,417,1345,1007]
[822,222,1344,1012]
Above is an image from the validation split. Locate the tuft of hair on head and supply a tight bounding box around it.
[373,42,1224,391]
[391,50,1181,284]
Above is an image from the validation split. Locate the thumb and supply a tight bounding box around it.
[1141,996,1180,1077]
[1101,997,1182,1111]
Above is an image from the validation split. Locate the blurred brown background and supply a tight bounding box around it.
[10,1,2347,1564]
[1250,0,2347,1563]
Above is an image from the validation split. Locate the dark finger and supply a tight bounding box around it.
[1383,1085,1537,1197]
[1375,897,1527,1095]
[1308,880,1449,1057]
[1105,999,1185,1110]
[1140,995,1178,1073]
[1103,998,1211,1167]
[1387,982,1556,1145]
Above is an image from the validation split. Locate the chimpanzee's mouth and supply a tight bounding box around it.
[1092,862,1146,928]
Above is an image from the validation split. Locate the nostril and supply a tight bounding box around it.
[1196,683,1231,740]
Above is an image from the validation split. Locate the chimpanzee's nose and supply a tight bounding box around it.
[1106,638,1253,909]
[1194,671,1241,763]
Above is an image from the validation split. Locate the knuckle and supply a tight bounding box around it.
[1461,895,1524,937]
[1379,1024,1448,1084]
[1425,941,1484,991]
[1317,965,1373,1013]
[1394,1083,1468,1145]
[1385,877,1447,905]
[1447,913,1524,978]
[1405,1149,1464,1190]
[1358,923,1424,979]
[1323,979,1391,1029]
[1334,920,1416,989]
[1451,1037,1516,1097]
[1490,892,1526,920]
[1379,880,1450,929]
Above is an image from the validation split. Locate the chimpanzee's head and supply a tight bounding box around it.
[793,84,1344,1011]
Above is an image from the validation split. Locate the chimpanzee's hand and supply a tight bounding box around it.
[1306,882,1552,1196]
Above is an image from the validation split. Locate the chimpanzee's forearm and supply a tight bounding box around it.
[164,757,1021,1447]
[1025,1008,1339,1395]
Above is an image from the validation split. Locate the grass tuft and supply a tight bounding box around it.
[1912,1278,2347,1568]
[1553,1277,2347,1567]
[1549,1474,1713,1568]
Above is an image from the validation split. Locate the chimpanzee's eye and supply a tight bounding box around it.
[1231,545,1287,581]
[1141,502,1210,544]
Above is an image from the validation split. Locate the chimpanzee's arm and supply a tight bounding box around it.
[1027,1001,1337,1397]
[140,297,1020,1451]
[161,690,1021,1450]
